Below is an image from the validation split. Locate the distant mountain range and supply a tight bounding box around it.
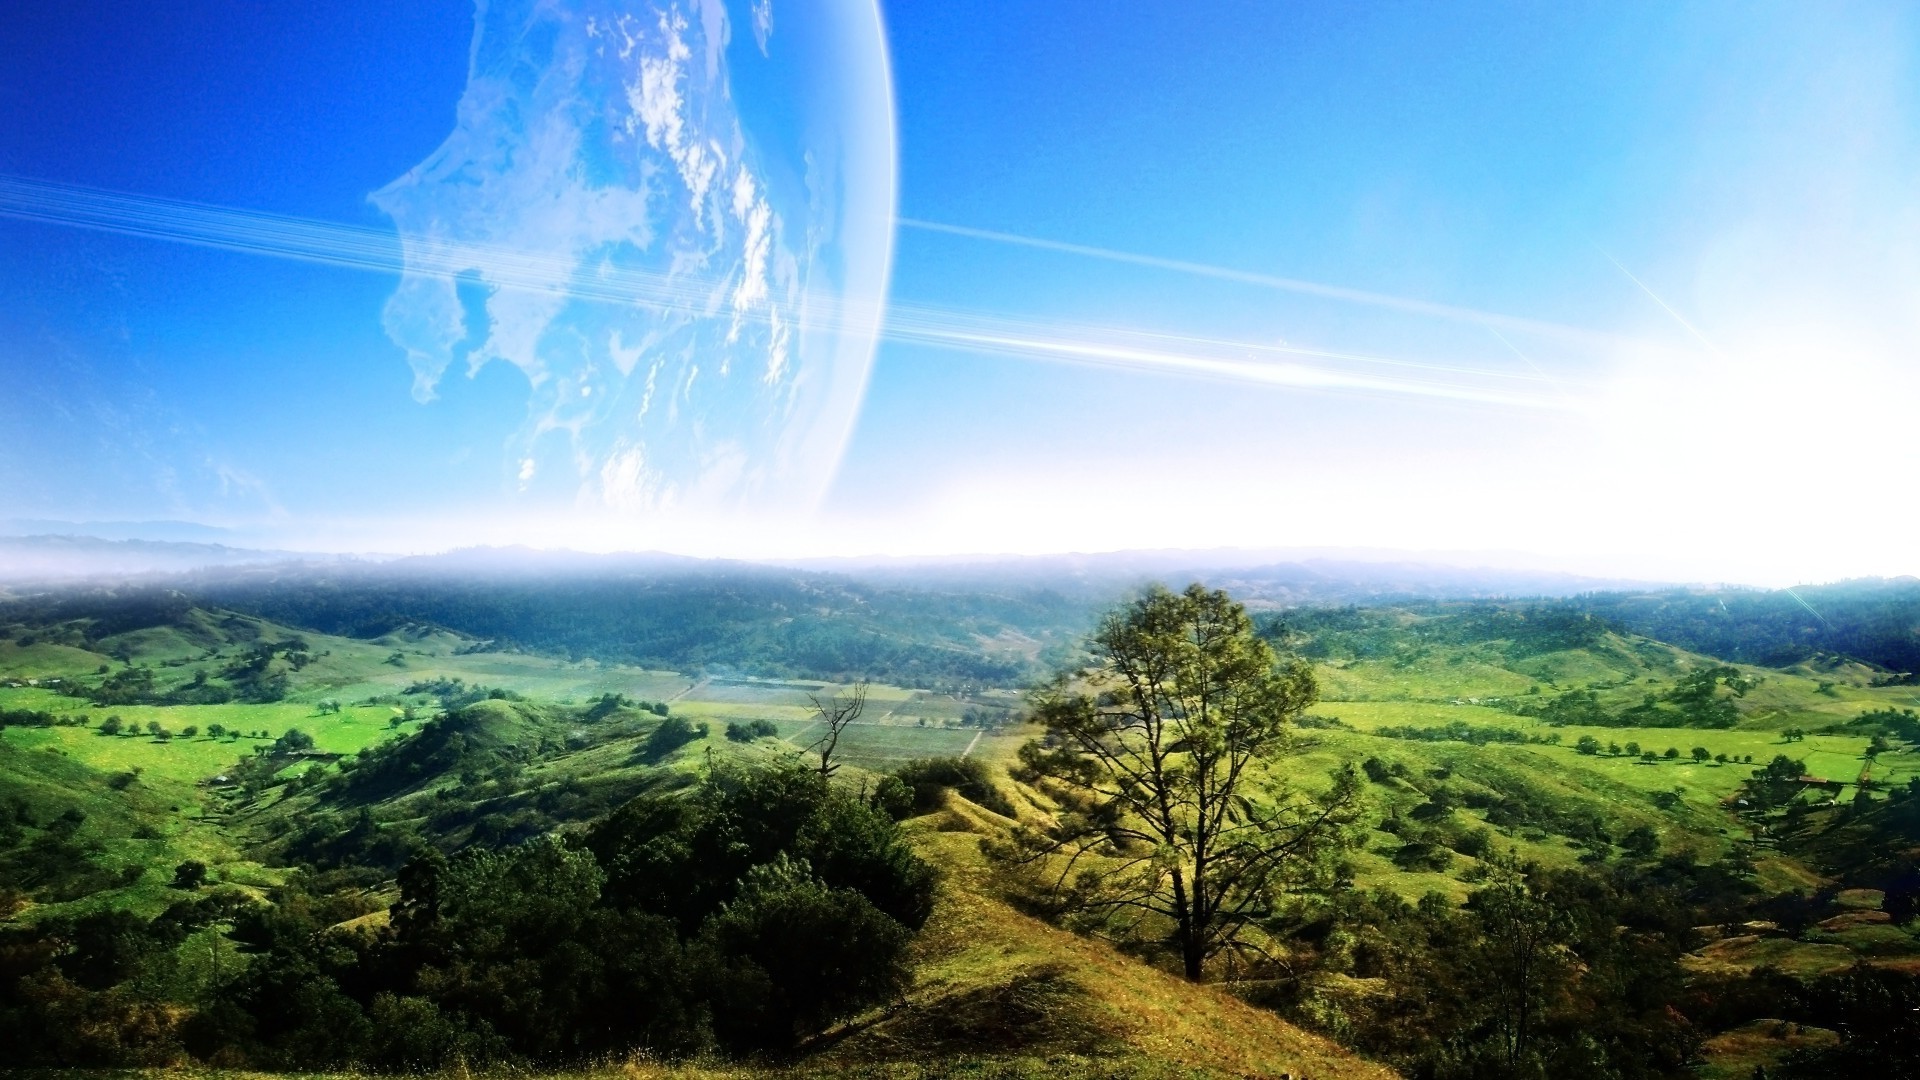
[4,533,1916,681]
[1,533,1657,600]
[0,534,312,582]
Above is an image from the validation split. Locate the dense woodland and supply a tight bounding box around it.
[183,568,1083,688]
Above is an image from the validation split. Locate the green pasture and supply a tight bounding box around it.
[1315,656,1537,702]
[1308,626,1920,740]
[1806,920,1920,958]
[1325,697,1916,800]
[298,652,696,706]
[0,638,112,678]
[1684,935,1858,978]
[1697,1019,1841,1080]
[3,703,419,784]
[0,736,279,920]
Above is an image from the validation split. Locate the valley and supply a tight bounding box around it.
[5,576,1920,1077]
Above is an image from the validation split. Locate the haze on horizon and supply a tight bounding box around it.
[2,1,1917,588]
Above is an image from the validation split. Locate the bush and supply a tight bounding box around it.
[725,718,779,743]
[1452,826,1495,859]
[642,715,709,760]
[1393,840,1454,872]
[868,775,915,820]
[274,729,315,754]
[1620,824,1659,858]
[893,756,1015,817]
[696,854,912,1050]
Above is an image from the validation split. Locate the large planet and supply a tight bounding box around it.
[372,0,895,522]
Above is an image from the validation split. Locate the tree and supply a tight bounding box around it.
[641,715,708,761]
[181,725,199,738]
[1625,741,1642,758]
[1008,584,1362,981]
[171,860,208,889]
[1692,746,1711,763]
[1467,864,1574,1073]
[726,719,779,742]
[696,854,913,1049]
[1664,746,1681,759]
[1621,824,1659,858]
[98,715,123,736]
[804,681,867,779]
[1575,735,1602,756]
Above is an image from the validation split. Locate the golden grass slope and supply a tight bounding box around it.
[802,804,1398,1080]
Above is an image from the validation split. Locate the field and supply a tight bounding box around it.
[8,603,1919,924]
[1,613,1040,925]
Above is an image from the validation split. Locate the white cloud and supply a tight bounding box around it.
[751,0,773,55]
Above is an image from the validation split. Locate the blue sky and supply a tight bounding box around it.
[2,1,1917,583]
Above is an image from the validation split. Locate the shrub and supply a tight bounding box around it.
[642,715,709,760]
[274,729,315,753]
[1393,840,1454,872]
[696,854,913,1050]
[893,756,1015,817]
[725,718,779,743]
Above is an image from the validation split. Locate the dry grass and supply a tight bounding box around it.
[804,811,1399,1080]
[1695,1019,1838,1080]
[1682,934,1857,978]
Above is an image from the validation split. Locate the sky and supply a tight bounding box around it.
[1,0,1917,585]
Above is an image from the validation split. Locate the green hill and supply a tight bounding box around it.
[8,584,1920,1076]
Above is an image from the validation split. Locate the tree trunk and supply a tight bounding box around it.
[1171,868,1204,980]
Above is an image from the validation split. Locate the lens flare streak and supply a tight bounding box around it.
[0,174,1579,412]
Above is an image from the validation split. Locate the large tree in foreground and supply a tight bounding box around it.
[1009,583,1361,980]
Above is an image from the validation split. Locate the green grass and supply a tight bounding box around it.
[0,736,278,919]
[1324,696,1912,803]
[1683,935,1858,978]
[11,596,1920,973]
[1696,1019,1840,1080]
[4,704,421,781]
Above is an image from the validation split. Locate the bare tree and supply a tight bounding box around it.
[806,680,868,779]
[1007,583,1362,981]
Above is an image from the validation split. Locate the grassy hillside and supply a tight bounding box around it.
[8,585,1920,1076]
[8,594,1920,927]
[826,820,1396,1080]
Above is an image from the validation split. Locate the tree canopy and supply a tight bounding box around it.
[1008,583,1362,980]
